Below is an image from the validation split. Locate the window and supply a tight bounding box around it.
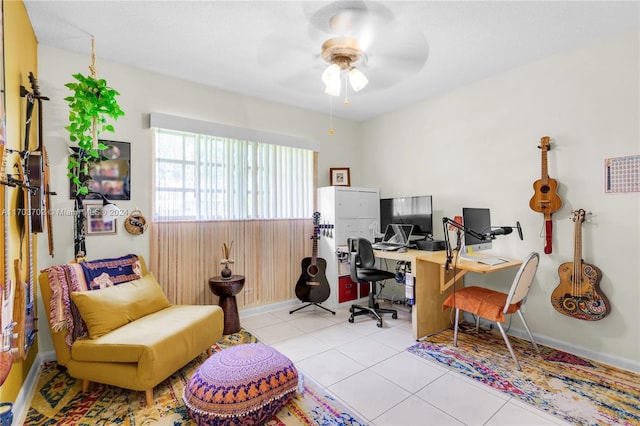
[153,128,314,221]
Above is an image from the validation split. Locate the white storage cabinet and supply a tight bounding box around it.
[317,186,380,308]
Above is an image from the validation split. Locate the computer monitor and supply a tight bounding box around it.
[462,207,492,253]
[380,195,433,238]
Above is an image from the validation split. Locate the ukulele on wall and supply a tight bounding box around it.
[529,136,563,254]
[551,209,609,321]
[294,212,330,304]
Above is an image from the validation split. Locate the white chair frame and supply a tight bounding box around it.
[453,252,541,370]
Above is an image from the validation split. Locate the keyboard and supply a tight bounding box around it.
[372,243,405,251]
[460,255,509,265]
[476,257,509,266]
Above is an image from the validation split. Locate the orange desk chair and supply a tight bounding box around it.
[443,252,541,370]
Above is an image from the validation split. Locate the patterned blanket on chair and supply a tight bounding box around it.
[43,254,142,346]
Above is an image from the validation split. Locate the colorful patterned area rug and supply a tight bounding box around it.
[24,330,365,425]
[408,325,640,426]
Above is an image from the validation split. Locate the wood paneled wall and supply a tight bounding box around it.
[150,219,313,309]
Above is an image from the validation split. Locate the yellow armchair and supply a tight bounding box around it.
[39,255,224,406]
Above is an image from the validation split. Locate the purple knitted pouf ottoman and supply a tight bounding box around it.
[183,343,298,425]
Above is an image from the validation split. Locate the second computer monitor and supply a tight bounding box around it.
[379,195,433,237]
[462,207,492,252]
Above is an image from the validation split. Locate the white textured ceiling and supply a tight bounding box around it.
[24,1,640,122]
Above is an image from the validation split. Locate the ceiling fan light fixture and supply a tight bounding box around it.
[323,63,342,96]
[322,63,341,86]
[321,37,368,97]
[348,67,368,92]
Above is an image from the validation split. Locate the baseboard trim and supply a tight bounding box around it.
[508,327,640,374]
[239,299,299,318]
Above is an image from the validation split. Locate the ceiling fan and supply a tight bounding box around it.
[320,36,368,97]
[259,1,429,99]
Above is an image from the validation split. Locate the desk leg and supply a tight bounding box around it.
[412,260,464,340]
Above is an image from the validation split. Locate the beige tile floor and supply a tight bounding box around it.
[241,302,570,426]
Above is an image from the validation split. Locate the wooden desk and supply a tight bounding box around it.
[374,249,521,340]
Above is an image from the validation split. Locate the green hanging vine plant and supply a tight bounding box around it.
[64,40,125,195]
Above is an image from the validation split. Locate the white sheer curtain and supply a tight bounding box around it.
[154,130,314,221]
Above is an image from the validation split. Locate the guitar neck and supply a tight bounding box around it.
[21,90,35,152]
[573,212,583,293]
[540,149,549,184]
[310,212,322,266]
[1,148,9,287]
[35,97,43,152]
[15,156,33,300]
[574,216,582,265]
[310,228,319,265]
[27,213,34,304]
[30,71,49,153]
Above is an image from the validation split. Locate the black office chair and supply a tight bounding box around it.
[347,238,398,328]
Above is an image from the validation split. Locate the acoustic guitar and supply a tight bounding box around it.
[551,209,609,321]
[529,136,563,254]
[294,212,330,304]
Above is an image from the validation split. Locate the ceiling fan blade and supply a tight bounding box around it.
[306,0,394,36]
[365,47,429,75]
[362,24,429,75]
[359,66,415,92]
[277,68,325,94]
[306,0,396,51]
[257,32,319,68]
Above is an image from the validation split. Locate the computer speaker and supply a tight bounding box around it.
[415,240,446,251]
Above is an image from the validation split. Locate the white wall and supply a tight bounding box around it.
[360,30,640,371]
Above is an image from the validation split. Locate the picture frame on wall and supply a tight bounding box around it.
[330,167,351,187]
[85,201,117,235]
[70,140,131,200]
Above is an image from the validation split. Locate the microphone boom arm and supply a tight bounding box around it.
[442,217,490,271]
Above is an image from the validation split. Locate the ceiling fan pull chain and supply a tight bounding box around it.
[328,96,335,135]
[344,75,350,105]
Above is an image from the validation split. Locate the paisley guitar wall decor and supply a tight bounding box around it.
[551,209,609,320]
